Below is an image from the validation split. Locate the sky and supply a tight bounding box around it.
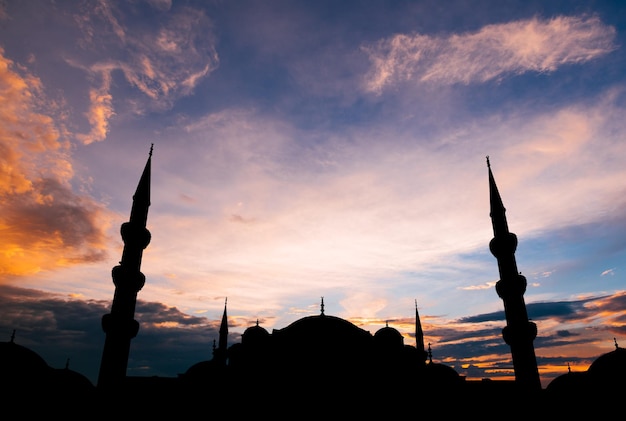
[0,0,625,389]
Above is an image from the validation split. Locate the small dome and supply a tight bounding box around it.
[182,359,221,382]
[546,370,590,395]
[242,323,270,345]
[424,361,462,387]
[49,366,96,396]
[374,325,404,349]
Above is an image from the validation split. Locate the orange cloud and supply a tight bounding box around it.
[0,49,110,281]
[76,84,115,145]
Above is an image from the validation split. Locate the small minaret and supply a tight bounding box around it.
[214,298,229,365]
[487,156,541,391]
[415,300,428,367]
[98,145,153,390]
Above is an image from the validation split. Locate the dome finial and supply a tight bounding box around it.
[567,362,571,373]
[428,343,433,363]
[320,296,325,315]
[615,337,619,350]
[10,329,15,343]
[149,143,154,157]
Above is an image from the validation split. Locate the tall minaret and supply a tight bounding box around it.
[214,298,229,365]
[415,300,428,367]
[98,145,153,389]
[487,156,541,391]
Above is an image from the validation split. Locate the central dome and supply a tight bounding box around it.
[272,314,372,346]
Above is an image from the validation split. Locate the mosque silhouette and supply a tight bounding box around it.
[1,146,624,417]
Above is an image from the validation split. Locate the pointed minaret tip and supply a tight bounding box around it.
[149,143,154,157]
[414,300,426,356]
[486,155,490,168]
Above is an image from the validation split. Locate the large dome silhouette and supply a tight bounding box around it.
[0,337,49,376]
[0,332,97,412]
[588,343,626,379]
[273,314,372,344]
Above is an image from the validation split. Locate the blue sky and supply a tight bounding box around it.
[1,0,625,388]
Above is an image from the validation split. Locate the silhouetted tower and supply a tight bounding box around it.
[487,156,541,391]
[98,145,153,389]
[214,298,228,365]
[415,300,428,367]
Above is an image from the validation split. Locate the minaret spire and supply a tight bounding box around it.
[487,157,541,391]
[98,145,153,390]
[415,300,427,366]
[215,298,229,365]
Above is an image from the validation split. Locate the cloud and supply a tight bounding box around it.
[592,291,626,314]
[76,75,115,145]
[0,49,109,280]
[136,301,207,326]
[140,89,626,323]
[70,2,219,144]
[0,285,236,383]
[362,14,616,93]
[461,281,496,291]
[457,297,600,323]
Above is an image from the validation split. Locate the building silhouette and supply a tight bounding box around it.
[98,144,153,391]
[1,149,624,417]
[487,155,541,391]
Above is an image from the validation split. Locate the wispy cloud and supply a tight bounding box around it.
[76,73,114,145]
[460,281,497,291]
[362,14,617,93]
[71,2,219,144]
